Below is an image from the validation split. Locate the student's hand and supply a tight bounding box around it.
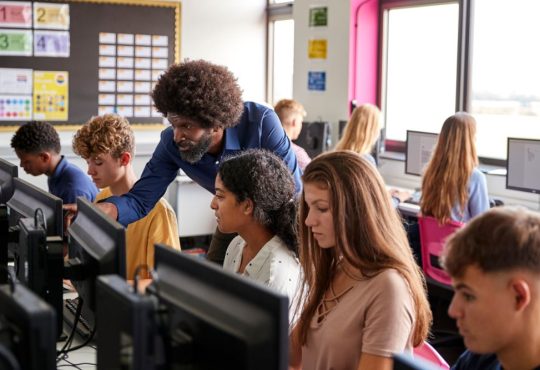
[389,188,411,203]
[95,202,119,221]
[63,203,77,231]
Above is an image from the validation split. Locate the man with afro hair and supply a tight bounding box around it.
[10,120,98,204]
[95,59,301,265]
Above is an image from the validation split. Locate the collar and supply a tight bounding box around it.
[222,126,241,152]
[51,155,67,179]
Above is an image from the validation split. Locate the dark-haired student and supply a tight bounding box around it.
[10,120,98,204]
[212,149,301,324]
[92,59,301,265]
[443,206,540,370]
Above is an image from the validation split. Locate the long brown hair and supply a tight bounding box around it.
[335,103,381,155]
[296,150,431,347]
[421,112,478,223]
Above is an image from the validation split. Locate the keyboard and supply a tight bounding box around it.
[404,190,422,205]
[63,297,93,340]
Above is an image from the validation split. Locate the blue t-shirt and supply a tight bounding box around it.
[452,351,540,370]
[107,101,302,227]
[450,168,489,222]
[48,155,98,204]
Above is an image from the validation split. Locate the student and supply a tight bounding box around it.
[334,103,381,167]
[443,206,540,370]
[274,99,311,170]
[421,112,489,223]
[212,149,301,324]
[10,120,98,204]
[72,114,180,280]
[92,60,301,265]
[290,150,432,370]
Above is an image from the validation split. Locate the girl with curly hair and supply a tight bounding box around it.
[290,150,432,370]
[211,149,301,324]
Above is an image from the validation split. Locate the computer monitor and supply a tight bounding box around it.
[293,121,331,158]
[15,217,63,336]
[506,137,540,194]
[0,282,57,370]
[0,158,17,284]
[0,158,17,205]
[96,275,159,370]
[96,244,289,369]
[66,197,126,324]
[393,353,439,370]
[405,130,438,176]
[7,178,63,238]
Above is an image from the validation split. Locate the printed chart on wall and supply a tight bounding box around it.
[0,0,180,126]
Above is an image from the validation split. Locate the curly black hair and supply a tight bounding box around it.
[152,59,244,129]
[10,121,61,154]
[218,149,298,255]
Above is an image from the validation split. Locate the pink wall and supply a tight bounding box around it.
[349,0,379,114]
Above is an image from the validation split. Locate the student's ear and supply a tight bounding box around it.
[511,278,531,311]
[119,152,131,166]
[39,151,51,163]
[242,198,254,216]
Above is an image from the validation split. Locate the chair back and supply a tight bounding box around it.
[413,341,450,369]
[418,216,463,286]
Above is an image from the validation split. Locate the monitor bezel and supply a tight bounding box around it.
[506,137,540,194]
[0,158,17,205]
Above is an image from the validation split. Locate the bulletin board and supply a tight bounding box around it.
[0,0,181,128]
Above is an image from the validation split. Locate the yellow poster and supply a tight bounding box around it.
[33,71,69,121]
[308,39,327,59]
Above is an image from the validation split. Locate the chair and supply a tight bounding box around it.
[413,341,450,369]
[418,216,464,286]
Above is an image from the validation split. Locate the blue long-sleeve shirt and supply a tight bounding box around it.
[106,102,302,226]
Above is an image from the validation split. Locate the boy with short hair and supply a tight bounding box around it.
[274,99,311,171]
[443,206,540,370]
[72,114,180,280]
[10,120,98,203]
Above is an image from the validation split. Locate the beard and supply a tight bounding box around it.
[176,132,213,164]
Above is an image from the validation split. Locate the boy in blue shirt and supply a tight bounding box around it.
[443,207,540,370]
[10,120,98,204]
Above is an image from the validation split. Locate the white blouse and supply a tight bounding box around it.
[223,235,302,324]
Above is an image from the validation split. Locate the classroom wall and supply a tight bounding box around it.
[0,0,267,205]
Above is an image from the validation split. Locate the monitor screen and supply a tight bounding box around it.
[405,130,438,176]
[143,244,288,370]
[293,121,331,158]
[393,353,439,370]
[0,282,57,370]
[506,137,540,194]
[0,158,17,205]
[7,178,62,238]
[67,197,126,322]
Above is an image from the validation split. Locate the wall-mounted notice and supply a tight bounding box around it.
[33,2,69,30]
[0,1,32,28]
[308,71,326,91]
[309,6,327,27]
[34,30,69,57]
[308,39,327,59]
[33,70,68,121]
[0,29,32,56]
[0,68,33,121]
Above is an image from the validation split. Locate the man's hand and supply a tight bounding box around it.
[95,202,119,221]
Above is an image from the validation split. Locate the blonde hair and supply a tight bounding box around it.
[421,112,478,223]
[73,114,135,159]
[335,103,381,155]
[274,99,306,127]
[296,150,431,347]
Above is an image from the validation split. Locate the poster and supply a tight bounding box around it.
[308,71,326,91]
[309,6,328,27]
[0,29,32,56]
[33,2,69,30]
[33,70,68,120]
[0,1,32,28]
[308,39,327,59]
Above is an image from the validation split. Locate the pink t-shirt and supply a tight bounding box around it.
[302,269,415,370]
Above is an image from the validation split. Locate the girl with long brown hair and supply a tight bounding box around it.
[290,150,432,370]
[421,112,489,223]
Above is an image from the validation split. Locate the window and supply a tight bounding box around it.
[267,2,294,105]
[470,0,540,159]
[381,2,459,142]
